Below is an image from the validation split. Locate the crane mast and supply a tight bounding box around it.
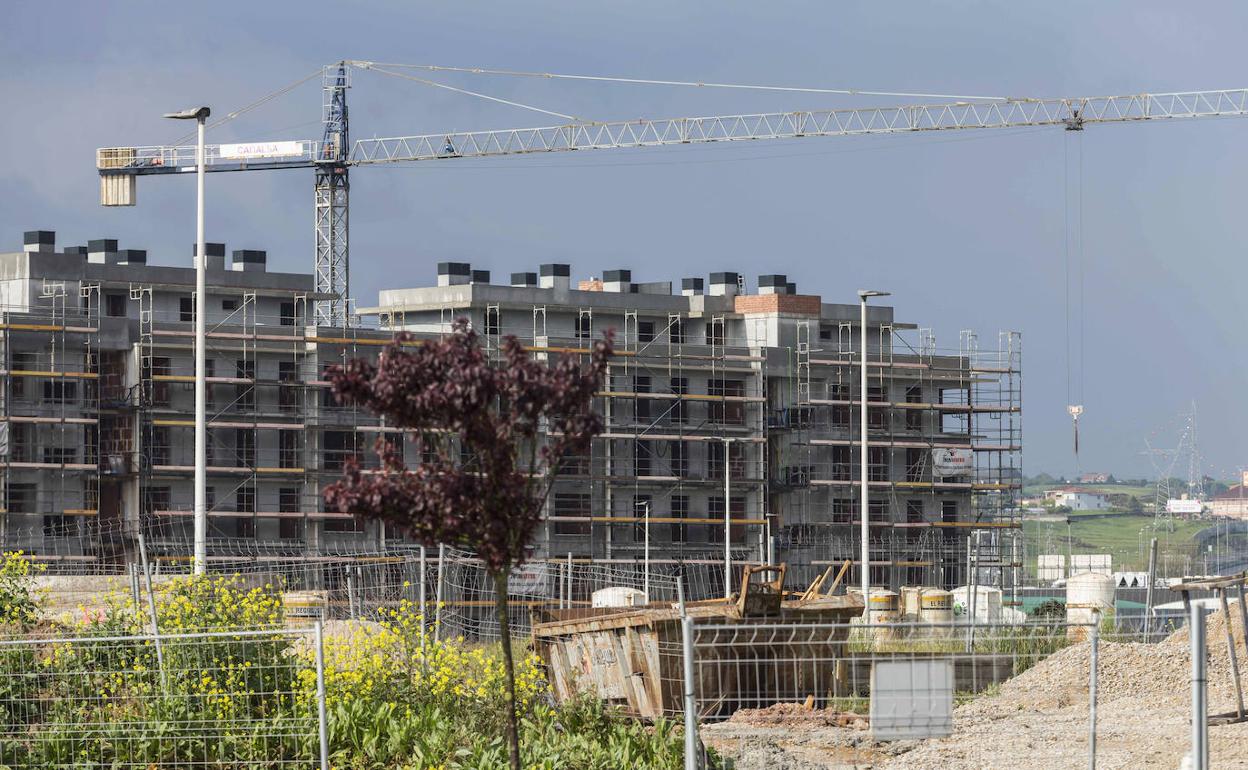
[95,73,1248,325]
[315,63,350,326]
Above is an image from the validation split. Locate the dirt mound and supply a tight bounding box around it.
[728,702,867,728]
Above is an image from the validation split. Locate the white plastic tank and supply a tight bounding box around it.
[591,587,648,608]
[900,586,923,619]
[868,589,899,642]
[951,586,1003,624]
[1066,571,1115,638]
[920,589,954,622]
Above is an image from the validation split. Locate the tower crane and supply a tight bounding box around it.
[96,61,1248,325]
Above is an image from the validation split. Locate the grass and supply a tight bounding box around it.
[1023,513,1209,572]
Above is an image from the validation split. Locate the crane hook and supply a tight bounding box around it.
[1067,404,1084,455]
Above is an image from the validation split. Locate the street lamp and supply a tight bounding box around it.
[163,106,210,575]
[722,436,736,599]
[857,290,890,605]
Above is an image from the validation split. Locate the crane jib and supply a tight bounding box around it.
[93,84,1248,324]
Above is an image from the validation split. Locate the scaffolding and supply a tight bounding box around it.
[772,322,1023,594]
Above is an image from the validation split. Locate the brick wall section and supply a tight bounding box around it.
[733,293,822,316]
[577,279,604,291]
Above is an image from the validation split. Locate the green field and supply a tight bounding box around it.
[1023,512,1209,573]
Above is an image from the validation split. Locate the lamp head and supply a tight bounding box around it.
[162,106,211,121]
[858,289,891,300]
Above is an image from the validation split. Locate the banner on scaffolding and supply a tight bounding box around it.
[509,563,550,594]
[931,447,973,477]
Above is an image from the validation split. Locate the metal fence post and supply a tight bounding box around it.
[1089,612,1099,770]
[419,546,428,658]
[1192,603,1208,770]
[136,533,165,685]
[314,620,330,770]
[345,568,357,620]
[681,609,699,770]
[434,544,446,640]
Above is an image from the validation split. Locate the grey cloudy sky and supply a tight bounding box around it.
[3,2,1245,479]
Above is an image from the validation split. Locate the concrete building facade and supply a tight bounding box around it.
[368,263,1023,590]
[1,231,1022,592]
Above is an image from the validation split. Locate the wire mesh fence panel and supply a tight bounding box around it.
[691,620,1090,720]
[686,619,1107,769]
[0,627,321,769]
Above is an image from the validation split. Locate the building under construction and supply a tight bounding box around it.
[0,230,1021,592]
[367,262,1023,591]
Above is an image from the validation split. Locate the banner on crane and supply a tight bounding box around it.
[932,447,973,477]
[219,141,304,160]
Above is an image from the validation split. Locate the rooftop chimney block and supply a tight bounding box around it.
[194,242,227,270]
[437,262,471,287]
[23,231,55,253]
[758,274,788,295]
[471,269,491,284]
[681,277,704,297]
[117,249,146,265]
[231,249,267,272]
[708,271,740,298]
[511,272,538,288]
[64,246,88,257]
[87,239,119,264]
[603,269,632,293]
[539,263,571,290]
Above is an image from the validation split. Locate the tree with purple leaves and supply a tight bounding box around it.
[323,319,613,770]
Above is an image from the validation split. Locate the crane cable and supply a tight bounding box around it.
[170,68,325,146]
[361,64,584,121]
[349,61,1010,102]
[1064,128,1086,465]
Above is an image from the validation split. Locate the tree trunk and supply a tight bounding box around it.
[492,569,521,770]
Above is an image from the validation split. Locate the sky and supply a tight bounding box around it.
[2,2,1246,479]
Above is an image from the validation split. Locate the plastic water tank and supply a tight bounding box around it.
[900,586,923,619]
[1066,571,1115,638]
[951,586,1003,624]
[591,587,648,608]
[920,589,954,622]
[868,589,899,642]
[920,589,954,637]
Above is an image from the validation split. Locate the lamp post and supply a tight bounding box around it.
[642,500,651,601]
[722,436,735,599]
[163,106,210,575]
[858,290,890,605]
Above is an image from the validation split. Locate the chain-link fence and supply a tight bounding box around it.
[0,626,327,769]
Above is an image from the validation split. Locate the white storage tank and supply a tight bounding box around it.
[591,587,648,608]
[920,588,954,636]
[951,586,1002,624]
[868,589,899,642]
[1066,571,1115,639]
[900,586,923,619]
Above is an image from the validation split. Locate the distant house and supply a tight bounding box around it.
[1078,472,1111,484]
[1210,485,1248,519]
[1044,487,1113,511]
